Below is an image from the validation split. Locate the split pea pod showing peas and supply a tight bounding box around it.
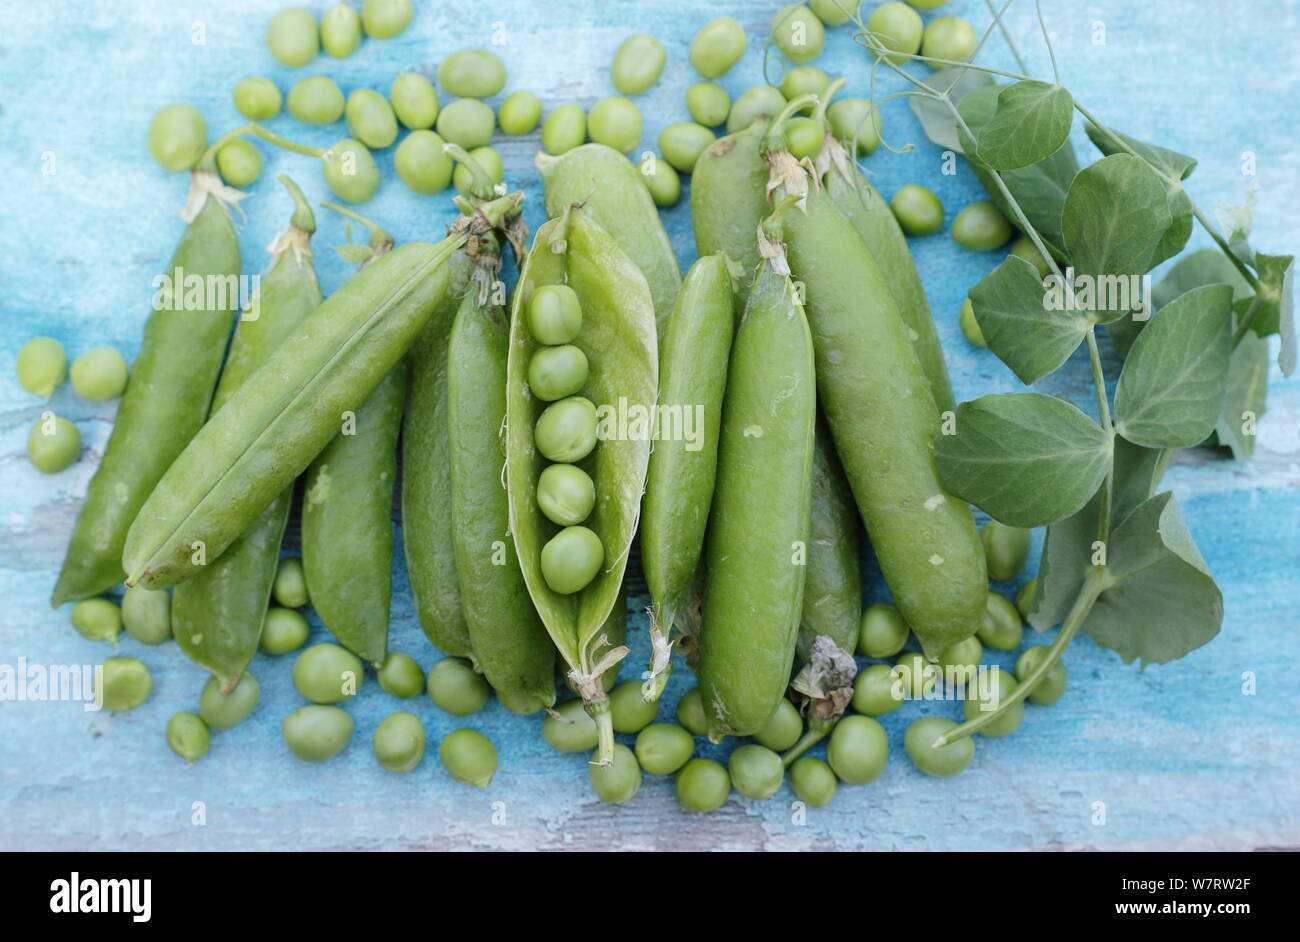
[767,148,986,658]
[505,209,657,765]
[448,266,556,715]
[124,199,522,590]
[170,177,323,692]
[691,118,770,308]
[535,144,681,342]
[640,254,733,695]
[697,260,816,740]
[52,169,240,606]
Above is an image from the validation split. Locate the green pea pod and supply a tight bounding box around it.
[448,272,556,714]
[639,253,733,699]
[697,259,816,741]
[535,143,681,340]
[401,249,477,659]
[124,195,522,589]
[767,150,986,659]
[171,177,323,691]
[52,171,241,606]
[690,119,770,308]
[506,208,657,765]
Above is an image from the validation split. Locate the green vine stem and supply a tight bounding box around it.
[780,715,837,767]
[319,200,395,257]
[442,142,498,200]
[761,93,821,152]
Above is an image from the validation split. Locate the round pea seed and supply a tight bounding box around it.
[962,666,1024,737]
[938,636,983,690]
[658,122,715,174]
[729,744,784,800]
[809,0,855,27]
[689,16,747,79]
[727,85,786,134]
[166,712,210,762]
[451,144,503,197]
[527,284,582,344]
[320,2,362,58]
[1015,646,1067,706]
[858,601,909,658]
[390,72,439,129]
[498,90,541,135]
[675,757,730,812]
[779,65,831,108]
[215,138,262,188]
[199,672,260,730]
[686,81,730,127]
[378,652,425,699]
[361,0,412,39]
[866,2,924,63]
[542,699,600,752]
[121,585,170,645]
[287,75,345,125]
[609,680,659,734]
[982,519,1031,582]
[676,687,708,736]
[960,298,986,347]
[789,756,838,807]
[634,723,694,775]
[282,705,354,762]
[527,344,589,403]
[978,591,1023,650]
[265,7,319,68]
[438,48,506,99]
[536,462,596,526]
[260,606,309,655]
[904,716,974,777]
[611,33,666,96]
[395,129,454,195]
[436,98,495,149]
[17,337,66,398]
[894,652,939,700]
[851,663,904,716]
[346,88,398,149]
[28,413,81,473]
[922,16,978,65]
[785,115,825,160]
[541,104,586,155]
[439,728,497,787]
[147,104,206,173]
[539,525,604,595]
[1015,577,1038,621]
[98,657,152,712]
[427,657,489,716]
[589,742,642,803]
[587,96,642,154]
[771,3,825,64]
[233,77,282,121]
[534,396,598,463]
[827,715,889,784]
[321,137,380,203]
[292,642,365,704]
[753,697,802,752]
[637,155,681,208]
[951,199,1013,251]
[890,184,944,236]
[373,711,426,772]
[827,98,882,155]
[70,597,120,643]
[273,557,308,608]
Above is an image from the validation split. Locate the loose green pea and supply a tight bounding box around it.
[827,715,889,784]
[890,183,944,236]
[428,657,490,716]
[587,96,642,154]
[215,138,263,188]
[789,756,838,807]
[527,285,583,344]
[166,712,210,762]
[534,396,598,463]
[611,33,666,96]
[779,65,831,108]
[321,138,381,203]
[233,77,282,120]
[866,1,924,63]
[498,90,541,135]
[528,345,589,403]
[378,652,425,699]
[905,716,974,776]
[438,48,507,98]
[536,463,596,526]
[292,642,365,704]
[809,0,855,27]
[266,7,319,68]
[346,88,399,149]
[908,0,949,8]
[634,723,694,774]
[675,757,730,812]
[686,81,730,127]
[959,298,986,347]
[121,585,170,645]
[542,699,599,752]
[17,337,66,398]
[937,635,983,689]
[785,116,825,160]
[589,742,643,803]
[71,597,121,643]
[439,728,497,787]
[394,129,454,195]
[320,2,362,58]
[373,711,426,772]
[921,16,978,65]
[952,199,1014,251]
[1015,646,1067,706]
[199,672,260,730]
[727,85,786,134]
[637,154,681,208]
[1015,577,1038,621]
[827,98,882,155]
[982,519,1031,582]
[676,687,709,737]
[858,601,909,658]
[894,652,939,700]
[754,697,803,752]
[28,413,80,473]
[729,744,784,800]
[541,104,586,155]
[658,122,715,174]
[362,0,412,39]
[287,75,345,125]
[435,98,495,149]
[772,4,825,63]
[539,525,604,595]
[852,663,904,716]
[273,557,309,608]
[282,705,354,762]
[609,680,659,734]
[98,657,152,712]
[690,16,747,79]
[147,104,206,172]
[978,591,1023,650]
[962,666,1024,737]
[390,72,439,129]
[1009,235,1052,277]
[260,606,310,655]
[452,144,503,196]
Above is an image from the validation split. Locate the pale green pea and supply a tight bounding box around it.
[658,122,715,173]
[858,601,909,658]
[71,597,120,643]
[890,183,944,236]
[937,635,983,687]
[921,16,978,65]
[951,199,1014,251]
[260,606,310,655]
[373,711,426,772]
[498,90,541,135]
[28,413,81,473]
[99,657,152,712]
[536,462,596,526]
[588,742,642,803]
[908,0,949,8]
[539,525,603,594]
[785,116,824,160]
[866,2,924,63]
[789,756,838,807]
[199,672,260,730]
[634,723,694,774]
[961,666,1023,737]
[215,138,263,188]
[147,104,206,172]
[321,137,381,203]
[779,65,831,109]
[166,712,210,762]
[541,104,586,155]
[390,72,439,129]
[287,75,345,125]
[17,337,66,398]
[394,129,454,194]
[428,657,490,716]
[978,591,1024,650]
[265,7,319,68]
[753,697,802,752]
[809,0,855,27]
[439,728,497,787]
[1015,646,1067,706]
[726,85,785,134]
[346,88,399,149]
[273,557,309,608]
[611,33,666,95]
[542,699,599,752]
[637,154,681,208]
[851,663,904,716]
[609,680,659,734]
[827,715,888,784]
[981,519,1031,582]
[377,652,425,699]
[1015,577,1038,621]
[121,585,170,645]
[362,0,412,39]
[728,744,784,800]
[689,16,747,78]
[771,3,825,64]
[676,687,708,736]
[233,77,281,120]
[452,145,503,197]
[438,48,507,98]
[827,98,882,155]
[320,2,362,58]
[293,643,365,704]
[675,757,730,812]
[436,98,495,149]
[587,96,642,154]
[527,345,589,403]
[960,298,986,347]
[686,81,730,127]
[282,705,354,762]
[905,716,974,777]
[894,651,938,700]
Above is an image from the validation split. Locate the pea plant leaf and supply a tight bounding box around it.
[1215,331,1270,463]
[1083,123,1197,180]
[1114,284,1234,447]
[974,81,1075,171]
[1254,253,1296,375]
[908,67,994,154]
[935,393,1112,528]
[1082,492,1223,667]
[968,255,1090,384]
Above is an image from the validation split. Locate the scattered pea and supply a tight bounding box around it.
[827,715,889,784]
[452,144,503,196]
[361,0,412,39]
[436,98,495,149]
[611,33,666,96]
[858,601,909,658]
[121,585,170,645]
[17,337,66,398]
[147,104,206,173]
[390,72,439,129]
[273,557,309,608]
[753,697,803,752]
[779,65,832,108]
[1015,646,1067,705]
[851,663,904,716]
[675,757,730,812]
[215,138,263,188]
[373,711,426,772]
[890,183,944,236]
[166,712,210,762]
[771,3,825,64]
[321,138,381,203]
[287,75,345,125]
[894,652,939,700]
[260,606,310,655]
[542,699,599,752]
[71,597,121,643]
[427,657,490,716]
[728,744,784,800]
[905,716,974,776]
[320,1,362,58]
[686,81,731,127]
[866,1,924,63]
[978,591,1024,651]
[809,0,855,27]
[282,705,354,762]
[541,103,586,155]
[827,98,881,155]
[937,635,983,687]
[98,657,152,712]
[394,129,454,194]
[789,756,838,807]
[922,16,979,65]
[346,88,399,149]
[607,680,660,734]
[959,298,986,347]
[439,728,497,787]
[233,77,282,121]
[587,96,642,154]
[637,154,681,208]
[265,7,319,68]
[962,666,1024,737]
[589,742,643,803]
[438,48,507,98]
[982,519,1031,582]
[292,642,364,704]
[199,672,260,730]
[951,199,1013,251]
[634,723,694,774]
[689,16,747,79]
[727,85,786,134]
[675,687,708,737]
[498,90,542,135]
[28,413,80,473]
[378,652,425,699]
[658,122,715,174]
[785,115,825,160]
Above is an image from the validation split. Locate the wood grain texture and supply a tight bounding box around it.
[1,0,1297,851]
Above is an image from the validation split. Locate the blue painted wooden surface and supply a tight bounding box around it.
[2,0,1297,851]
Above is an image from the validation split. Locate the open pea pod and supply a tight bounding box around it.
[505,208,657,765]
